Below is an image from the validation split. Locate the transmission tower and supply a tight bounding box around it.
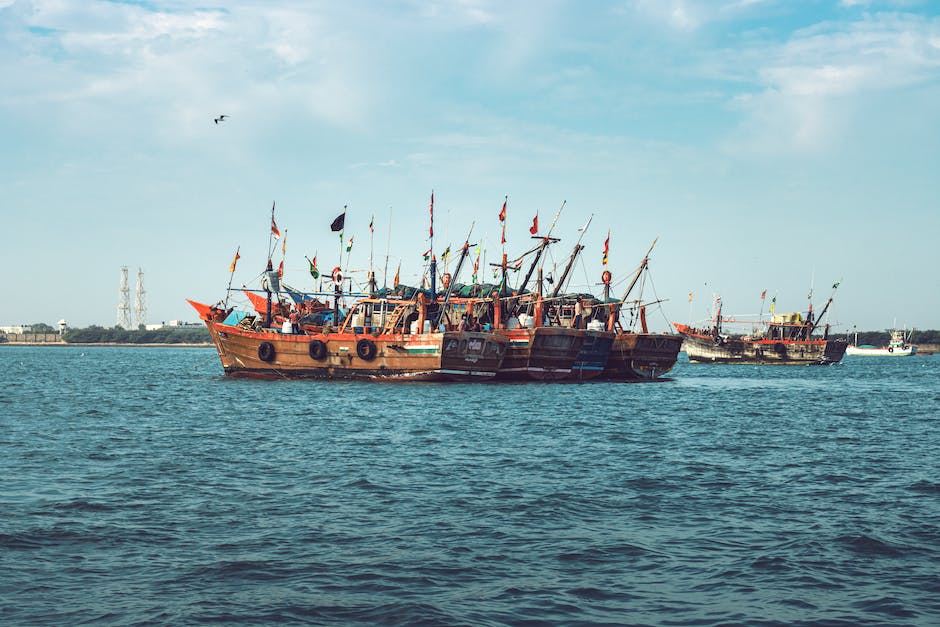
[135,267,147,329]
[117,266,131,329]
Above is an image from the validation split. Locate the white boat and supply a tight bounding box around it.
[846,329,917,356]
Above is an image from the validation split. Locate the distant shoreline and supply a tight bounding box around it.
[1,342,213,348]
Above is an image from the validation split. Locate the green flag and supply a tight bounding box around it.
[308,256,320,279]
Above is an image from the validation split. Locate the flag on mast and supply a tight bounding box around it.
[229,249,241,273]
[689,292,693,303]
[761,289,767,300]
[308,255,320,279]
[429,191,434,238]
[602,230,610,266]
[346,236,354,253]
[393,262,400,286]
[498,197,507,222]
[529,212,538,235]
[330,206,346,232]
[369,215,374,233]
[270,202,280,239]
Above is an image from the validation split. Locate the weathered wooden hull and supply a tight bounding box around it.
[495,327,585,381]
[681,335,847,365]
[568,330,615,381]
[205,321,506,380]
[600,333,682,380]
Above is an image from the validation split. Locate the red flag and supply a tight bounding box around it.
[277,259,284,279]
[602,230,610,265]
[498,197,507,222]
[501,223,506,245]
[529,213,538,235]
[761,290,767,300]
[270,202,280,239]
[393,262,400,286]
[429,191,434,238]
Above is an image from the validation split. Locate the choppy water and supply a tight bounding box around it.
[1,346,938,626]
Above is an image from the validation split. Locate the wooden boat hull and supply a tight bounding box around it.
[495,327,584,381]
[568,330,615,381]
[600,333,682,380]
[680,334,847,365]
[205,321,506,380]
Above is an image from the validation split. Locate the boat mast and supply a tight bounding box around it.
[517,200,565,294]
[550,214,592,298]
[436,223,475,327]
[619,238,658,303]
[808,282,839,337]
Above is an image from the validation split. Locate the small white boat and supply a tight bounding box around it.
[846,329,917,356]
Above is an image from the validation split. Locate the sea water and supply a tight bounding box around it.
[1,346,938,625]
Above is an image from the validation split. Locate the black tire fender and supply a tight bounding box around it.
[309,339,328,360]
[356,338,377,361]
[258,341,275,362]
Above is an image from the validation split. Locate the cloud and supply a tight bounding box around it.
[723,12,940,154]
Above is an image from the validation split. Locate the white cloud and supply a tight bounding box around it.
[724,13,940,154]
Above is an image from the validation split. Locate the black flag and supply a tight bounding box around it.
[330,206,346,232]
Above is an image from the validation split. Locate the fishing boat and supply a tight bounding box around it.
[189,293,507,380]
[674,288,847,365]
[846,329,917,356]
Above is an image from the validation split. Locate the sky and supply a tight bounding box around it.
[1,0,938,333]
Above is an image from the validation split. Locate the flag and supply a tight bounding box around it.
[429,191,434,238]
[330,206,346,232]
[270,202,280,239]
[346,236,354,253]
[501,223,506,245]
[308,255,319,279]
[229,250,241,273]
[832,279,841,289]
[441,245,451,260]
[689,292,693,303]
[602,230,610,265]
[498,197,507,222]
[422,248,431,261]
[769,296,776,314]
[369,215,374,233]
[393,262,400,286]
[277,259,284,279]
[529,213,538,235]
[761,290,767,300]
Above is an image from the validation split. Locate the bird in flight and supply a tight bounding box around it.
[214,114,229,124]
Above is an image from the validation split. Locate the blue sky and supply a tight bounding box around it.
[1,0,938,332]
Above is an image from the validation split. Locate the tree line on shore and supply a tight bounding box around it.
[1,323,210,344]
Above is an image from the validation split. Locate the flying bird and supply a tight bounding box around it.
[214,114,229,124]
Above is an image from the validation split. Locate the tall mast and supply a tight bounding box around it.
[428,191,436,301]
[550,214,592,298]
[620,238,658,302]
[518,200,565,294]
[436,223,475,327]
[382,207,392,290]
